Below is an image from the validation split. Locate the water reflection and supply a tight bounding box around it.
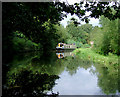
[2,51,119,96]
[3,70,59,96]
[56,50,75,59]
[52,68,102,95]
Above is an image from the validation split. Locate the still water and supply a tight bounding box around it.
[2,50,119,96]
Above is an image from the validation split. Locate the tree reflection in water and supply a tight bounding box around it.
[3,69,59,96]
[2,51,119,95]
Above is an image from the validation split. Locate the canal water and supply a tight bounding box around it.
[2,50,119,96]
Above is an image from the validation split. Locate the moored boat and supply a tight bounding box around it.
[56,43,76,50]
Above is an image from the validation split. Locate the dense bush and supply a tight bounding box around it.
[12,31,40,52]
[90,16,119,55]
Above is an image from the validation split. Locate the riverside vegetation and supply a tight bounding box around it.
[2,2,120,96]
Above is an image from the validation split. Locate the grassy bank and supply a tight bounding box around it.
[73,48,119,94]
[73,48,119,69]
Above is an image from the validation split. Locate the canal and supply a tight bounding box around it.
[2,50,119,96]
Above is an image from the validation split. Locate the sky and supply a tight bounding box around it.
[60,13,100,28]
[59,0,100,27]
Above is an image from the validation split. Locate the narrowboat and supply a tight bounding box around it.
[56,43,76,50]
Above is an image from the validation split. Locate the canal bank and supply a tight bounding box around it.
[2,50,119,96]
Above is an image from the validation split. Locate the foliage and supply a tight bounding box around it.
[55,2,120,23]
[90,16,120,55]
[2,2,120,95]
[66,20,93,47]
[73,48,119,94]
[54,24,70,43]
[3,2,120,54]
[2,2,63,54]
[12,31,41,52]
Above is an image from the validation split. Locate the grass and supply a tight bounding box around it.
[73,48,119,69]
[73,48,119,94]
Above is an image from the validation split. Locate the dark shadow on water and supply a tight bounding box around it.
[3,69,60,96]
[2,51,60,96]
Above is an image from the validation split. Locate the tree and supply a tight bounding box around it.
[66,19,93,47]
[3,2,120,54]
[54,24,70,43]
[100,16,119,55]
[55,2,120,23]
[90,15,119,55]
[2,2,64,53]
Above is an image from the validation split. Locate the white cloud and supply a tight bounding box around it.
[60,14,100,28]
[52,68,103,95]
[89,18,100,27]
[59,0,100,27]
[59,0,81,5]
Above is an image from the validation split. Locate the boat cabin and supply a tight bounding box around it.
[56,43,76,50]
